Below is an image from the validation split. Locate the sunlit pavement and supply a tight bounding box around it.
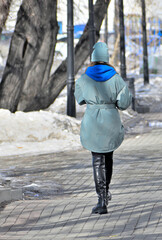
[0,112,162,240]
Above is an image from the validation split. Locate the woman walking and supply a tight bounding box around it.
[74,42,132,214]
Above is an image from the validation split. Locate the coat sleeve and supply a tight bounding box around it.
[74,80,86,105]
[116,76,132,110]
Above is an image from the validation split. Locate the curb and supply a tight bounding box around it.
[0,188,22,204]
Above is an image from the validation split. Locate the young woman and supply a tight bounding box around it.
[74,42,132,214]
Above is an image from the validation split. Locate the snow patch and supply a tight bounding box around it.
[0,109,81,156]
[0,109,80,142]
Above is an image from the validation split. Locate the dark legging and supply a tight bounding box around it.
[91,151,113,193]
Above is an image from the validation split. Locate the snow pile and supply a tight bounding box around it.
[135,76,162,112]
[0,109,81,156]
[0,109,80,142]
[135,76,162,97]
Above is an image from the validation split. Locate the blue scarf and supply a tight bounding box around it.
[85,64,116,82]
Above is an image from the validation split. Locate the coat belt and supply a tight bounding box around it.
[87,103,116,109]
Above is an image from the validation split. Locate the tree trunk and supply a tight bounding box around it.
[113,0,119,65]
[0,0,12,35]
[0,0,58,112]
[110,33,120,66]
[23,0,111,112]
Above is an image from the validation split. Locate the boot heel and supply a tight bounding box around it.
[98,205,108,214]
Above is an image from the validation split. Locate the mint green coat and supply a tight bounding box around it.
[74,73,132,153]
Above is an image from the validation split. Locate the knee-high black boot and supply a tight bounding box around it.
[91,152,107,214]
[105,152,113,204]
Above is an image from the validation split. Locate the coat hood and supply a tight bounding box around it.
[85,64,116,82]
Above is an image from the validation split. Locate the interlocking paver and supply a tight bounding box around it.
[0,113,162,239]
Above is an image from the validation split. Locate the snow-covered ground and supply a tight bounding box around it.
[135,75,162,112]
[0,107,82,157]
[0,76,161,157]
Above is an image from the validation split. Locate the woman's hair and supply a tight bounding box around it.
[85,62,117,72]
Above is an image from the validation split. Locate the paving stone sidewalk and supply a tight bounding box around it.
[0,114,162,240]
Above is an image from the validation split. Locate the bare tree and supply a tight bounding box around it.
[0,0,12,35]
[0,0,111,112]
[20,0,111,112]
